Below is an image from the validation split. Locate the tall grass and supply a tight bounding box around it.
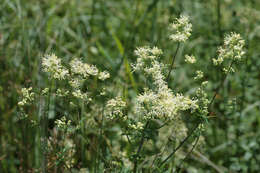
[0,0,260,172]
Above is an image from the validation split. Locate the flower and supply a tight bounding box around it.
[72,89,88,100]
[185,55,196,64]
[133,46,199,121]
[18,87,35,106]
[169,15,192,42]
[42,54,69,80]
[194,70,204,80]
[98,71,110,80]
[213,32,245,66]
[105,97,126,119]
[41,88,49,95]
[70,58,99,78]
[56,89,69,97]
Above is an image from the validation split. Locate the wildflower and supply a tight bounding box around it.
[55,116,71,130]
[18,87,34,106]
[196,87,210,115]
[98,71,110,81]
[223,67,235,74]
[42,54,69,80]
[213,32,245,66]
[133,46,199,121]
[194,70,204,80]
[134,46,162,61]
[100,88,107,96]
[41,88,49,95]
[70,58,99,78]
[129,122,144,130]
[56,89,69,97]
[69,78,83,89]
[185,55,196,64]
[105,97,126,120]
[169,15,192,42]
[72,89,88,100]
[201,81,208,87]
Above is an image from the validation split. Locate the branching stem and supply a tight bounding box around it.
[133,121,150,173]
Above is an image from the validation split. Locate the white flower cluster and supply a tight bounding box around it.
[70,58,99,77]
[41,88,49,95]
[136,90,198,120]
[133,46,163,71]
[134,46,163,60]
[69,78,83,89]
[133,46,198,121]
[98,71,110,81]
[72,89,88,100]
[196,81,210,115]
[42,54,69,80]
[129,122,144,130]
[18,87,35,106]
[69,58,110,98]
[56,89,69,97]
[169,15,192,42]
[55,116,72,130]
[185,55,196,64]
[194,70,204,80]
[213,32,245,65]
[105,97,126,120]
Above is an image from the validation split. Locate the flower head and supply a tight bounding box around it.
[42,54,69,80]
[169,15,192,42]
[185,55,196,64]
[105,97,126,120]
[18,87,35,106]
[70,58,98,78]
[98,71,110,81]
[213,32,245,66]
[133,46,199,121]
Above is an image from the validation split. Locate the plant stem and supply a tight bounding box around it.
[166,43,180,82]
[176,135,200,172]
[133,121,149,173]
[159,123,198,168]
[97,104,105,172]
[41,80,55,173]
[209,60,235,108]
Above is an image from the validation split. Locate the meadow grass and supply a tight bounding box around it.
[0,0,260,172]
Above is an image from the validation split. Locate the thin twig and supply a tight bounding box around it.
[209,60,235,107]
[97,105,105,172]
[176,135,200,172]
[159,124,198,168]
[166,43,180,82]
[133,121,149,173]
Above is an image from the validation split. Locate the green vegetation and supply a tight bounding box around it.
[0,0,260,172]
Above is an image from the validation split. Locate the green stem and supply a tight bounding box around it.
[133,121,149,173]
[41,80,54,173]
[176,135,200,172]
[209,60,235,108]
[159,123,198,168]
[166,43,180,82]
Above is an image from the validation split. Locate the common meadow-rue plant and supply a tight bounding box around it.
[17,15,246,172]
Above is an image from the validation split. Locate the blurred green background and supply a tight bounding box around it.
[0,0,260,172]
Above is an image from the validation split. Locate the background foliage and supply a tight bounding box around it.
[0,0,260,172]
